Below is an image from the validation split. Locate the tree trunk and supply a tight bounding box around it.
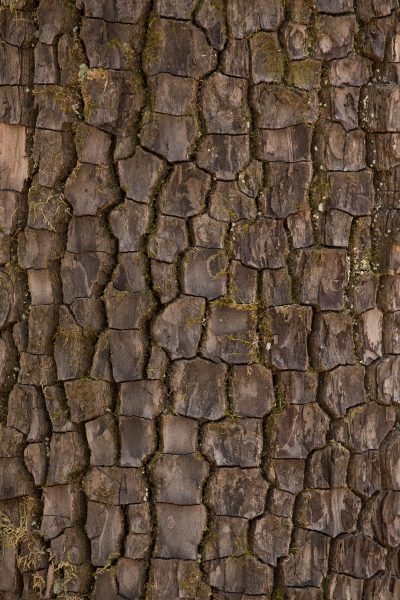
[0,0,399,598]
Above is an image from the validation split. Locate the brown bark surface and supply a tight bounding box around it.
[0,0,400,598]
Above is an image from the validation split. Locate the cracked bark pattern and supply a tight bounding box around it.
[0,0,400,599]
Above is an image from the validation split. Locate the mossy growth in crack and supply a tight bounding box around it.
[0,498,85,600]
[0,0,20,11]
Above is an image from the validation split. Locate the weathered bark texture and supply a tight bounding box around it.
[0,0,400,598]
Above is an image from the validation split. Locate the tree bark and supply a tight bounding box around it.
[0,0,399,598]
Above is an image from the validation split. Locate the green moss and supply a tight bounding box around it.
[207,251,229,281]
[143,17,164,69]
[0,0,19,11]
[82,479,115,506]
[107,38,137,64]
[309,174,331,212]
[287,59,322,91]
[273,379,287,414]
[33,85,81,117]
[178,570,206,599]
[210,0,224,11]
[348,216,377,277]
[29,191,70,232]
[251,31,285,83]
[213,298,258,311]
[0,498,44,572]
[146,449,163,473]
[259,312,272,342]
[272,587,286,600]
[54,327,96,343]
[94,556,119,579]
[0,500,86,598]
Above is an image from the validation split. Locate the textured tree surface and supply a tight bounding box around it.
[1,0,400,598]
